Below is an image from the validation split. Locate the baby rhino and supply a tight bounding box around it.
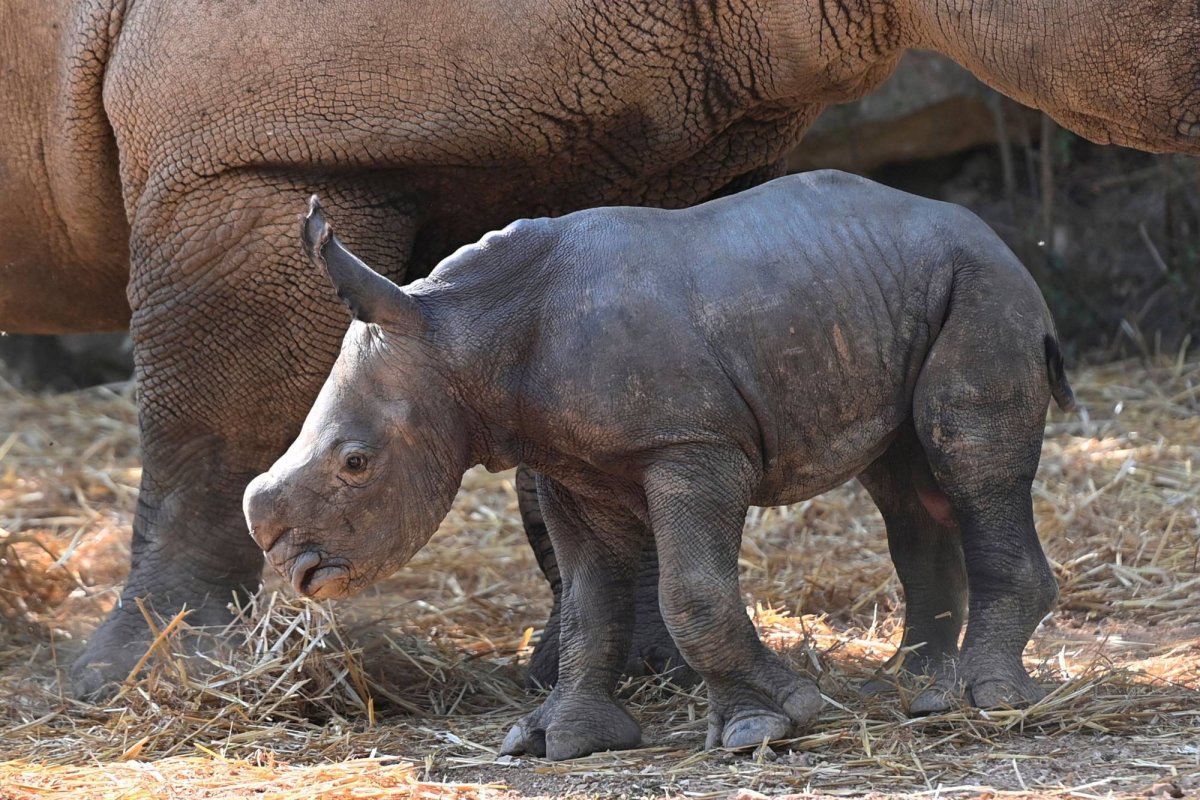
[244,171,1074,760]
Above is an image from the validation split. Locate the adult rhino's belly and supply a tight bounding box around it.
[0,197,131,334]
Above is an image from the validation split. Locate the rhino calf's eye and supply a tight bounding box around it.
[344,453,368,472]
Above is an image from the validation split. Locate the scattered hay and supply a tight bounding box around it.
[0,756,500,800]
[0,378,137,648]
[1,356,1199,797]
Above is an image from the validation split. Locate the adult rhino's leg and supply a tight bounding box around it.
[520,466,697,689]
[856,425,966,695]
[71,172,418,698]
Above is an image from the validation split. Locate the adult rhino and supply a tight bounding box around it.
[2,0,1196,698]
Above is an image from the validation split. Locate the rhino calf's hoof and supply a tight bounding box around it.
[908,658,1047,716]
[706,675,823,751]
[502,692,642,761]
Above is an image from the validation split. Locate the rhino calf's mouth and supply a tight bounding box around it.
[287,551,352,598]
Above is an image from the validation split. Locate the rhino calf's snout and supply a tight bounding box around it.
[243,472,288,552]
[243,470,355,599]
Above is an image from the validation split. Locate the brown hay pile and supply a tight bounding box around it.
[0,757,497,800]
[1,357,1198,798]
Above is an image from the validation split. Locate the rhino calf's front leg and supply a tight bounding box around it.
[518,465,697,690]
[646,449,823,749]
[502,476,643,761]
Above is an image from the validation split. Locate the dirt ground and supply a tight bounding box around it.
[1,356,1198,799]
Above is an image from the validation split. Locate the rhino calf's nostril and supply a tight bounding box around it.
[250,523,288,553]
[290,551,322,596]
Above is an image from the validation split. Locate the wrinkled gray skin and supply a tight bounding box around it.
[246,171,1075,760]
[5,0,1196,698]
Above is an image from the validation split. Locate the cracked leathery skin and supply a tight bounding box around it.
[244,173,1074,757]
[0,0,1194,697]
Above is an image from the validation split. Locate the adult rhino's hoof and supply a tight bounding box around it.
[907,682,958,716]
[969,676,1047,709]
[859,653,959,698]
[71,590,239,700]
[859,675,900,697]
[545,709,642,762]
[501,714,548,758]
[72,654,135,701]
[716,710,795,750]
[70,612,154,700]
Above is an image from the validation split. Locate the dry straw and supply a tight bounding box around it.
[1,356,1197,798]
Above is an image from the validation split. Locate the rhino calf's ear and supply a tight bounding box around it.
[300,196,423,329]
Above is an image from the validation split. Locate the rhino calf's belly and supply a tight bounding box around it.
[750,407,906,507]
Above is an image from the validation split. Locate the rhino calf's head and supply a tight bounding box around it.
[243,198,473,599]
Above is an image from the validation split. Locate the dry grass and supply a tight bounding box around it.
[0,757,495,800]
[0,357,1197,799]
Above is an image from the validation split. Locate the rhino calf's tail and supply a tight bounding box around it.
[1044,335,1076,412]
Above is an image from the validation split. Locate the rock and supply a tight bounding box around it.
[788,51,1039,173]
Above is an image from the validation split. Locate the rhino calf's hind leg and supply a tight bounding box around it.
[502,476,643,761]
[906,302,1059,715]
[648,451,822,750]
[858,425,966,695]
[907,479,1055,715]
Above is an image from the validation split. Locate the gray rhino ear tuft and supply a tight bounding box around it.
[298,196,422,328]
